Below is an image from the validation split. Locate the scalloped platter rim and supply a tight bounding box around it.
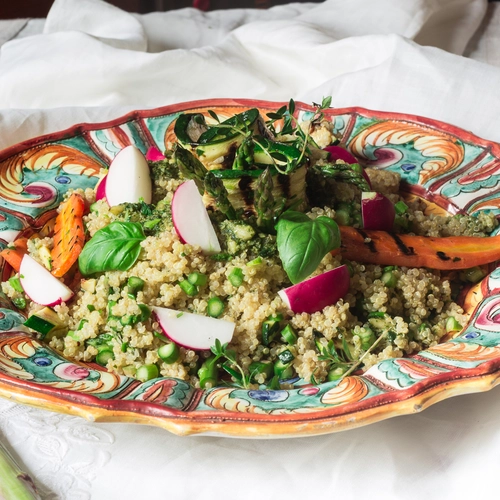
[0,98,499,438]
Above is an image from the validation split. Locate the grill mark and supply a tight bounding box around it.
[238,175,254,208]
[221,143,238,169]
[390,233,415,256]
[277,174,290,200]
[437,251,451,261]
[356,228,377,253]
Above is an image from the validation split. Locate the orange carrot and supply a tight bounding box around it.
[339,226,500,270]
[0,238,28,272]
[51,193,86,278]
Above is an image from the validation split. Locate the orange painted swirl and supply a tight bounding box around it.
[348,121,464,185]
[320,376,369,406]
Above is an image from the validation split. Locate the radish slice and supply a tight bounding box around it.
[95,174,107,201]
[105,146,152,207]
[20,254,74,307]
[146,146,165,162]
[153,306,234,350]
[324,145,358,165]
[278,265,350,314]
[172,180,221,254]
[0,230,21,243]
[324,145,372,189]
[361,192,395,231]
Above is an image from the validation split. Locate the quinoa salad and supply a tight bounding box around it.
[3,99,499,390]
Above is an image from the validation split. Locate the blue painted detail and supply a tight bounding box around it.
[33,357,52,367]
[333,116,345,134]
[95,129,121,156]
[282,376,300,384]
[55,175,71,184]
[463,331,480,340]
[248,389,289,402]
[401,163,416,172]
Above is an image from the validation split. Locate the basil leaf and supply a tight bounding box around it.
[78,221,146,276]
[276,211,340,284]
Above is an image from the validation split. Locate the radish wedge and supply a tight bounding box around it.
[361,192,395,231]
[172,180,221,254]
[152,306,234,350]
[105,146,152,207]
[20,254,74,307]
[95,175,107,201]
[146,146,165,162]
[324,145,358,165]
[278,265,350,314]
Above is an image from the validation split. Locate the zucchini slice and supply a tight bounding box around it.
[253,138,302,172]
[195,109,261,165]
[24,307,65,338]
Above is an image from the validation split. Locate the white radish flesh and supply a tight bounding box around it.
[105,146,152,207]
[171,180,221,255]
[153,306,234,350]
[19,254,73,307]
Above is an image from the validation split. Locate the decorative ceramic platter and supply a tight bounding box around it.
[0,99,500,438]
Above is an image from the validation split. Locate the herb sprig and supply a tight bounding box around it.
[210,339,253,389]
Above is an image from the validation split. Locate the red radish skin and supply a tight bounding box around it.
[361,192,395,231]
[95,175,107,201]
[146,146,165,162]
[152,306,234,350]
[324,145,358,164]
[172,180,221,254]
[19,254,74,307]
[324,145,372,189]
[278,265,350,314]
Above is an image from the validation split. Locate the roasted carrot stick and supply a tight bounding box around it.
[339,226,500,270]
[51,193,86,278]
[0,238,28,272]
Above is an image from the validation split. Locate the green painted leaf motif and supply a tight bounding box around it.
[276,211,340,284]
[78,221,146,275]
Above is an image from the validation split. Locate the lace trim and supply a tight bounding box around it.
[0,399,114,499]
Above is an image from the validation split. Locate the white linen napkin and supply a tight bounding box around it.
[43,0,147,51]
[0,0,493,149]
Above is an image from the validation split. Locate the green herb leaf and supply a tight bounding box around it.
[208,110,220,122]
[211,338,224,357]
[321,96,332,109]
[222,362,243,383]
[224,348,237,363]
[275,211,341,284]
[342,335,353,361]
[276,105,287,115]
[78,221,146,275]
[139,199,154,216]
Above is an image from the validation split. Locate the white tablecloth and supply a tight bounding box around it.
[1,1,500,498]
